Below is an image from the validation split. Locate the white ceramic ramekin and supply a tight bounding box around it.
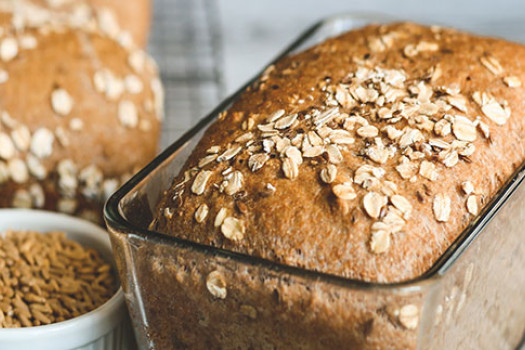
[0,209,136,350]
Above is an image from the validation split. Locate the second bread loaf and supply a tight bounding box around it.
[0,7,163,222]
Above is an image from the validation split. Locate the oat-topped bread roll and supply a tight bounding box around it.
[151,22,525,283]
[0,7,163,222]
[0,0,151,47]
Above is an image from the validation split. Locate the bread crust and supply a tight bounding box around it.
[0,0,151,47]
[90,0,151,47]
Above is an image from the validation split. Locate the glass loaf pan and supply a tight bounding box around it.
[105,14,525,349]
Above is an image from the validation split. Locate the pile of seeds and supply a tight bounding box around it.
[0,230,116,328]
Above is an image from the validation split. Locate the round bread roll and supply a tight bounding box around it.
[0,8,163,222]
[0,0,151,47]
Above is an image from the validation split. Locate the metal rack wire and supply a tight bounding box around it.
[148,0,224,148]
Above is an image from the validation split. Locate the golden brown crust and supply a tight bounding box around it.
[90,0,151,47]
[0,0,151,47]
[0,9,162,222]
[152,22,525,283]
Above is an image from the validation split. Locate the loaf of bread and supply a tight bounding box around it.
[0,0,151,47]
[151,22,525,283]
[0,5,163,222]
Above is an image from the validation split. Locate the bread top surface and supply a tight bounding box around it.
[0,0,150,47]
[152,22,525,283]
[0,8,162,213]
[89,0,151,47]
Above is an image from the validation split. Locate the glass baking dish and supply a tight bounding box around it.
[105,14,525,349]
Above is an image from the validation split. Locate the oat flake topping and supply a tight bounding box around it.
[205,271,227,299]
[0,37,18,62]
[51,88,74,116]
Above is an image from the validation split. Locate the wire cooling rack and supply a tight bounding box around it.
[148,0,224,148]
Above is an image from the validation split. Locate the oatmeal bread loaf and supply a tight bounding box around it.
[0,0,151,47]
[151,22,525,283]
[0,8,163,222]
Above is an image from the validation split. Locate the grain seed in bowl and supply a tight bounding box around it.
[0,230,116,328]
